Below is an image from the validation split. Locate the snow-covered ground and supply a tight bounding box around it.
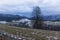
[43,21,60,26]
[12,19,33,27]
[0,21,8,24]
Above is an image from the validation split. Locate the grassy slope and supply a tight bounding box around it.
[0,24,60,40]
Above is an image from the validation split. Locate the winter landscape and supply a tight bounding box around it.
[0,0,60,40]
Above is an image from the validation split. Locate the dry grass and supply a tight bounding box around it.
[0,24,60,40]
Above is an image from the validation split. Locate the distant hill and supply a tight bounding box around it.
[0,14,27,22]
[0,13,60,21]
[29,14,60,21]
[43,15,60,21]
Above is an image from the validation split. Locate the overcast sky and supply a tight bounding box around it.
[0,0,60,16]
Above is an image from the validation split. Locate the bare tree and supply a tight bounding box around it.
[32,6,42,29]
